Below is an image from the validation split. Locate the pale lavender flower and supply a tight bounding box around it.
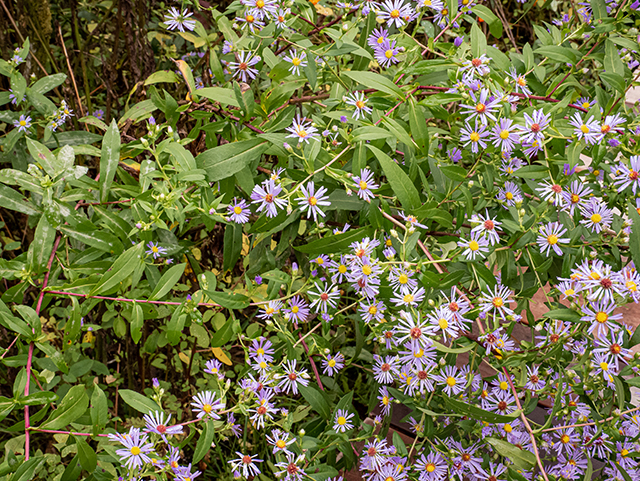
[229,51,261,82]
[286,115,319,144]
[537,222,569,256]
[297,181,331,222]
[227,198,250,223]
[250,179,287,218]
[353,168,378,200]
[164,7,196,32]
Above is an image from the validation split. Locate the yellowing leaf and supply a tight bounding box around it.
[212,347,232,365]
[178,352,191,364]
[314,4,334,15]
[242,235,250,256]
[83,331,95,344]
[191,247,202,261]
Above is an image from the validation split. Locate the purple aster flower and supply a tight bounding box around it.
[368,27,390,48]
[537,222,569,256]
[229,51,261,82]
[374,39,400,68]
[191,391,225,419]
[227,198,250,223]
[491,118,521,152]
[321,352,345,376]
[353,168,378,201]
[250,179,287,218]
[459,88,500,125]
[579,198,613,233]
[114,427,155,469]
[568,112,600,145]
[286,114,319,144]
[460,119,489,153]
[13,115,32,133]
[377,0,414,27]
[146,242,168,259]
[164,7,196,32]
[521,108,551,144]
[284,295,310,324]
[297,181,331,222]
[143,411,183,439]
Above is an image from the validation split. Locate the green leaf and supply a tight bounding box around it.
[381,117,416,149]
[604,39,625,76]
[473,5,502,38]
[204,289,250,309]
[342,71,405,100]
[149,263,186,300]
[18,391,58,405]
[415,207,453,229]
[41,385,89,430]
[443,397,521,423]
[209,318,234,347]
[76,437,97,472]
[298,384,331,420]
[100,119,121,203]
[0,310,34,339]
[27,216,56,275]
[223,223,243,272]
[31,73,67,94]
[118,99,157,127]
[0,183,39,216]
[600,72,626,94]
[165,142,197,171]
[543,308,582,322]
[64,297,83,345]
[131,303,144,344]
[119,389,161,414]
[534,46,580,65]
[485,437,536,469]
[144,70,180,85]
[11,457,45,481]
[294,226,372,256]
[91,385,108,432]
[471,22,486,59]
[89,243,144,296]
[60,223,123,254]
[198,139,269,182]
[408,98,429,153]
[193,420,215,463]
[440,165,467,182]
[197,87,240,107]
[431,340,475,354]
[367,145,420,210]
[351,126,392,142]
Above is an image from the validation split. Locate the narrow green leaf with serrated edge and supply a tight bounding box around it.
[119,389,161,414]
[193,420,215,463]
[91,385,108,432]
[367,145,420,210]
[76,437,97,472]
[41,385,88,430]
[100,119,121,202]
[342,71,404,100]
[150,263,186,300]
[299,385,331,420]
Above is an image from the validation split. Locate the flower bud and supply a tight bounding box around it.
[299,429,306,436]
[468,180,474,187]
[428,299,435,307]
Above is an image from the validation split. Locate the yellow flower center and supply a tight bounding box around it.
[591,213,602,223]
[276,440,286,448]
[356,100,365,109]
[390,9,400,17]
[359,180,368,190]
[257,0,265,7]
[564,288,575,296]
[338,264,347,273]
[500,381,509,390]
[203,403,212,413]
[130,446,141,455]
[292,57,301,66]
[337,416,347,425]
[504,423,513,433]
[385,49,394,59]
[582,102,590,109]
[446,376,456,386]
[377,36,385,44]
[257,348,265,355]
[291,306,299,313]
[438,318,448,329]
[499,130,509,139]
[595,312,608,323]
[298,129,307,138]
[328,359,336,367]
[309,196,318,206]
[580,124,590,134]
[403,294,414,303]
[468,240,479,251]
[492,297,504,308]
[19,120,26,126]
[398,274,408,284]
[426,463,436,473]
[469,132,480,142]
[369,306,378,314]
[362,265,372,275]
[547,234,558,245]
[234,206,243,214]
[600,362,609,371]
[622,449,630,457]
[505,192,514,200]
[627,281,637,292]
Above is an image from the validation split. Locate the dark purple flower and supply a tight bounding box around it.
[563,163,577,176]
[255,275,263,285]
[340,115,348,123]
[153,378,160,387]
[454,37,463,47]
